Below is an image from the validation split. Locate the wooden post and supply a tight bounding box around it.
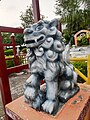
[89,38,90,44]
[0,32,12,120]
[74,37,78,46]
[58,21,62,32]
[11,33,19,66]
[32,0,40,22]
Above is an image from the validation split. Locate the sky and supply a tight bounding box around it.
[0,0,57,27]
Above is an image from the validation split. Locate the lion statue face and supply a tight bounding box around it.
[24,19,58,48]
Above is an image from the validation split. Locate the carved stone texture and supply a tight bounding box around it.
[23,19,79,115]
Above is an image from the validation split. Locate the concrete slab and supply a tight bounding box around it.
[5,84,90,120]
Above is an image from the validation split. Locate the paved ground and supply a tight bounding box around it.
[70,46,88,57]
[0,70,30,120]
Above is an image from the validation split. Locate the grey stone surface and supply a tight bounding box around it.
[70,46,90,58]
[24,19,79,115]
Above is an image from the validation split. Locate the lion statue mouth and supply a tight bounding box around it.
[24,35,45,48]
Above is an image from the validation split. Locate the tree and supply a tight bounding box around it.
[15,34,24,45]
[55,0,90,34]
[81,0,90,9]
[20,5,45,28]
[2,33,11,44]
[2,32,24,45]
[20,5,34,28]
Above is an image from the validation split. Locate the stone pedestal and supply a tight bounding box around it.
[5,84,90,120]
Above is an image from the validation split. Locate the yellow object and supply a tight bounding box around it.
[74,67,88,82]
[70,57,87,61]
[86,54,90,84]
[70,55,90,84]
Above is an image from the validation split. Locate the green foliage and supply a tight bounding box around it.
[4,49,13,56]
[78,35,89,46]
[5,55,24,68]
[86,32,90,38]
[2,32,11,44]
[20,5,34,28]
[63,32,74,44]
[77,32,90,46]
[55,0,90,34]
[20,5,45,28]
[2,32,24,45]
[21,48,27,53]
[72,61,87,83]
[5,56,14,68]
[82,0,90,9]
[18,56,24,64]
[55,0,80,16]
[15,34,24,45]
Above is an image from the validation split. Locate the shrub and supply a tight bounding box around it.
[21,48,27,54]
[18,56,24,64]
[4,49,13,56]
[78,36,88,46]
[77,35,89,46]
[5,56,24,68]
[72,61,87,83]
[6,59,14,68]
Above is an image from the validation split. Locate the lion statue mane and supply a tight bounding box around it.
[23,19,79,115]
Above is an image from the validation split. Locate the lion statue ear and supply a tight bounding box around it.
[49,19,58,28]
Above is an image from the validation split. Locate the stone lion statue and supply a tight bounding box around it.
[23,19,79,115]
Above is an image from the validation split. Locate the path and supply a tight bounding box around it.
[0,70,30,120]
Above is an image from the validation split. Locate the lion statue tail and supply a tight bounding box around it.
[62,41,74,70]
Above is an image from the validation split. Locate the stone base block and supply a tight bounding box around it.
[5,84,90,120]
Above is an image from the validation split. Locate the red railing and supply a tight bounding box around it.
[0,26,29,120]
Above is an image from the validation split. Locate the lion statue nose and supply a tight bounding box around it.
[33,32,39,36]
[24,28,33,35]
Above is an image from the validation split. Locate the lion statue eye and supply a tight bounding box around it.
[36,25,44,31]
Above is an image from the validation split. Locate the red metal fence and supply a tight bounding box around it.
[0,26,29,120]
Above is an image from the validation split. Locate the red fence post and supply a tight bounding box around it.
[32,0,40,22]
[89,38,90,44]
[0,32,12,120]
[11,33,19,66]
[58,21,62,32]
